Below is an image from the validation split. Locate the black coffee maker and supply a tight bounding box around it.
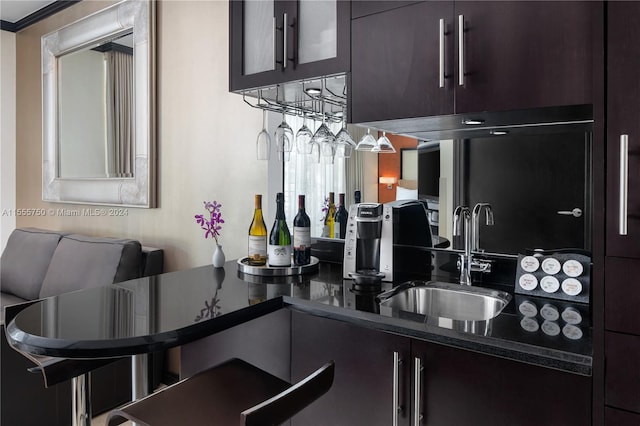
[343,200,433,284]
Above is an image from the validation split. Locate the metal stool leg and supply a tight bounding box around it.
[132,354,149,400]
[72,372,91,426]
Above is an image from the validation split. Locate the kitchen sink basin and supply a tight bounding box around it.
[378,281,512,322]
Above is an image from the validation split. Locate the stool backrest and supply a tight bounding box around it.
[241,360,335,426]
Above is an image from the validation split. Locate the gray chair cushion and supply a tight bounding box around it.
[0,292,29,325]
[0,228,65,300]
[39,234,142,298]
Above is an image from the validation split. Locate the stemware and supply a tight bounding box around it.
[256,109,271,160]
[334,119,356,158]
[296,114,314,154]
[274,110,294,155]
[308,141,321,164]
[355,128,377,151]
[312,103,337,165]
[372,131,396,153]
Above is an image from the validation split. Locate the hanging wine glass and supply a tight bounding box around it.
[274,109,293,155]
[372,131,396,153]
[312,102,335,146]
[335,117,356,158]
[295,114,314,154]
[308,141,321,164]
[355,128,377,151]
[256,109,271,160]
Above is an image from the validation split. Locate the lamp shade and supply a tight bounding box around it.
[379,177,398,185]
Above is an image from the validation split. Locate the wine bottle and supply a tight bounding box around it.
[293,195,312,265]
[268,192,292,267]
[354,190,362,204]
[334,193,348,239]
[248,194,267,266]
[323,192,336,238]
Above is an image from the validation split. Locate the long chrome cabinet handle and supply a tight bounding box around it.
[620,134,629,235]
[413,357,424,426]
[439,18,445,88]
[283,13,288,69]
[458,14,464,86]
[272,16,277,70]
[393,351,402,426]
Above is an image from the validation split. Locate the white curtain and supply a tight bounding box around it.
[105,50,133,177]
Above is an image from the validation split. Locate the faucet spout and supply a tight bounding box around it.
[472,203,494,252]
[453,206,472,285]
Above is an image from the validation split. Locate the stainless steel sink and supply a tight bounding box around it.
[378,281,511,322]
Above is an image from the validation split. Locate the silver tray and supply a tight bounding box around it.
[237,256,319,276]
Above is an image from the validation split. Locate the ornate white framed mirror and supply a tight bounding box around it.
[42,0,156,207]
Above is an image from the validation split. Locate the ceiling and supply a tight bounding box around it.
[0,0,57,23]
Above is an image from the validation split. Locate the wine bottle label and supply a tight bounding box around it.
[248,236,267,259]
[322,225,330,238]
[268,244,292,266]
[334,223,340,239]
[293,227,311,249]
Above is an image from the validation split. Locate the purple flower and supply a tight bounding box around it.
[195,200,224,245]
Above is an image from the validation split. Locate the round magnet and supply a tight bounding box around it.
[561,278,583,296]
[540,276,560,293]
[540,304,560,321]
[541,258,561,275]
[562,260,584,277]
[520,256,540,272]
[519,274,538,291]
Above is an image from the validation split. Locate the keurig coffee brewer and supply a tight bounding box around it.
[343,200,433,284]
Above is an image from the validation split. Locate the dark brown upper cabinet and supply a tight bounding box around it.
[606,1,640,258]
[351,1,595,123]
[229,0,350,92]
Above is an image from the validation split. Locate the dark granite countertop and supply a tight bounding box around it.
[7,259,592,376]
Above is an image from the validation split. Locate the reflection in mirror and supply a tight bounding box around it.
[410,130,592,256]
[42,0,156,207]
[58,32,134,178]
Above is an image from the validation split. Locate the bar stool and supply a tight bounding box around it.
[106,358,334,426]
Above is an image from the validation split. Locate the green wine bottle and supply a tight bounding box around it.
[268,192,292,267]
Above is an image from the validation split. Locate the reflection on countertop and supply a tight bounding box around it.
[9,259,591,375]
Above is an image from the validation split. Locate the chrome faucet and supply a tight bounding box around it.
[453,206,472,285]
[472,203,494,252]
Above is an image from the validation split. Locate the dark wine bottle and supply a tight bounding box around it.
[268,192,292,267]
[293,195,311,265]
[354,190,362,204]
[334,193,348,239]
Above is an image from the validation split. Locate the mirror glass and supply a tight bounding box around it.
[58,32,134,179]
[391,129,592,256]
[42,0,156,207]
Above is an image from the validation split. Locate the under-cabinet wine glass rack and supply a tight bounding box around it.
[241,73,347,123]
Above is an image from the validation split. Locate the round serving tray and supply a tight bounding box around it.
[237,256,319,276]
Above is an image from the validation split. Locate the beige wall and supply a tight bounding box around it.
[14,0,266,272]
[1,30,17,251]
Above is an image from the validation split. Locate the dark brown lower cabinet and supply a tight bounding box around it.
[180,310,291,381]
[605,407,640,425]
[291,311,411,425]
[605,331,640,414]
[292,312,591,426]
[412,340,591,426]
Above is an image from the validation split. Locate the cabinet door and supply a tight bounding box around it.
[606,2,640,257]
[454,1,593,114]
[412,340,591,426]
[230,0,349,92]
[605,331,640,414]
[605,407,640,426]
[350,1,455,123]
[605,257,640,335]
[291,312,411,425]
